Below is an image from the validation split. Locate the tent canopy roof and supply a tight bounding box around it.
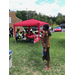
[13,19,49,41]
[14,19,49,27]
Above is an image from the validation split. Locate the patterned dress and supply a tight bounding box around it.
[42,31,50,61]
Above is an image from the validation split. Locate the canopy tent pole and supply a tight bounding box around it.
[13,25,16,41]
[38,23,40,34]
[29,27,30,33]
[38,23,40,44]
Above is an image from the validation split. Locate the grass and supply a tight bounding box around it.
[9,32,65,75]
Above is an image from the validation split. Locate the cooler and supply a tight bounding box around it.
[9,50,12,68]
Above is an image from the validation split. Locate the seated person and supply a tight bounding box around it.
[19,32,22,36]
[22,31,24,38]
[25,30,30,38]
[25,30,31,42]
[29,29,34,41]
[30,29,34,35]
[19,32,22,38]
[15,31,19,42]
[35,32,38,35]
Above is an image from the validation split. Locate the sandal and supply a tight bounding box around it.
[42,57,44,61]
[43,67,50,70]
[44,63,47,65]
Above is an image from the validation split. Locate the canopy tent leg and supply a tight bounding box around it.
[13,25,16,41]
[38,24,40,44]
[38,24,40,34]
[29,27,30,33]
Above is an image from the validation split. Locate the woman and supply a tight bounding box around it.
[42,24,51,70]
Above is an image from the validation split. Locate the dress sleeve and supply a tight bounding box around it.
[45,31,48,37]
[44,31,49,48]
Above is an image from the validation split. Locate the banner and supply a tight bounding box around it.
[34,35,40,43]
[9,17,11,23]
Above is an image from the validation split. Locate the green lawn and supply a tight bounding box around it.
[9,32,65,75]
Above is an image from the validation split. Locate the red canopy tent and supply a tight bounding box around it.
[13,19,49,42]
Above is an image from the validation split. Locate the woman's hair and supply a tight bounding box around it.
[43,24,52,36]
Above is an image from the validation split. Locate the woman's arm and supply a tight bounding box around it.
[44,31,49,52]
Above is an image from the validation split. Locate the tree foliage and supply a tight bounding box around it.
[49,19,53,25]
[16,10,65,25]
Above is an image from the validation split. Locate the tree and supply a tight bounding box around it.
[15,10,65,26]
[49,19,53,26]
[51,16,56,23]
[16,10,22,20]
[61,16,65,23]
[56,17,61,25]
[53,21,56,25]
[28,10,37,19]
[33,15,38,19]
[21,10,27,20]
[56,14,65,24]
[57,13,62,17]
[42,15,48,22]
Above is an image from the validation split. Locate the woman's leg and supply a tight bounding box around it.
[44,61,50,70]
[47,61,50,68]
[16,37,18,42]
[44,47,50,70]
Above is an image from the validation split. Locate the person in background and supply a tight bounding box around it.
[19,32,22,36]
[29,29,34,42]
[25,30,31,42]
[22,31,24,38]
[51,27,53,31]
[25,28,29,34]
[25,30,30,38]
[15,31,19,42]
[30,29,34,36]
[9,29,10,38]
[9,26,13,37]
[19,32,22,38]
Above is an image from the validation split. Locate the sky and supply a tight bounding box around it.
[9,0,65,17]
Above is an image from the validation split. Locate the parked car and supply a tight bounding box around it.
[40,26,43,32]
[60,24,65,28]
[54,27,62,32]
[31,27,38,31]
[40,26,51,32]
